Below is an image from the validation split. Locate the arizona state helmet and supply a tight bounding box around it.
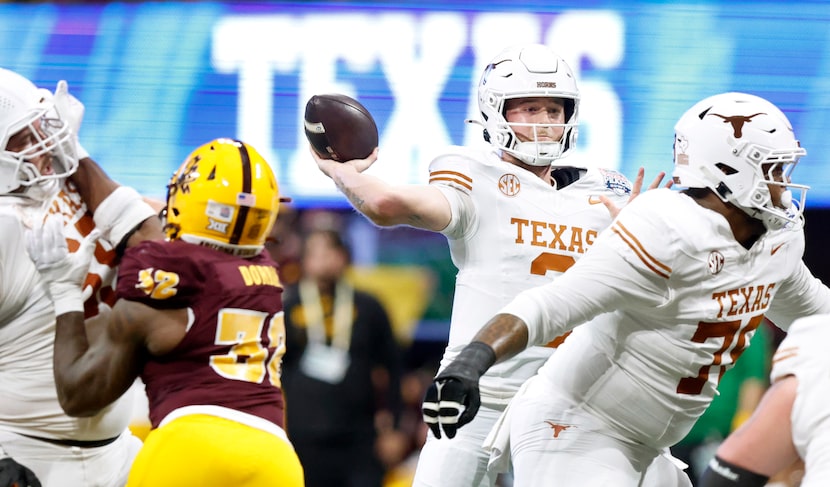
[164,138,280,257]
[673,92,808,230]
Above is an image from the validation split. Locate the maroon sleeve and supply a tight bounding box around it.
[116,240,206,309]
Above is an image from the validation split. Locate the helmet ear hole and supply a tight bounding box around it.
[715,163,738,175]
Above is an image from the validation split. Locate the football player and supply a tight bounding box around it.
[424,92,830,486]
[310,44,666,486]
[27,138,303,486]
[0,68,155,487]
[700,312,830,486]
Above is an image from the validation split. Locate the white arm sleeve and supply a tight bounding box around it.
[92,186,157,248]
[767,260,830,331]
[502,232,668,347]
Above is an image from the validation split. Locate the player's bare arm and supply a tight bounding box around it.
[311,146,452,231]
[472,313,529,364]
[711,376,800,477]
[53,299,187,417]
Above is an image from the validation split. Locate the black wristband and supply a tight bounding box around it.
[699,456,769,487]
[456,341,497,376]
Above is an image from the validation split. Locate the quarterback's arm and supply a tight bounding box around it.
[312,148,451,231]
[53,299,187,417]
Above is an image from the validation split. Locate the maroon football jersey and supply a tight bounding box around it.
[117,240,286,429]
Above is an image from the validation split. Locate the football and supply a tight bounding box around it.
[304,93,378,162]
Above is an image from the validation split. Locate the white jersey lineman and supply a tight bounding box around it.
[769,314,830,485]
[497,188,830,486]
[0,182,141,487]
[412,145,632,487]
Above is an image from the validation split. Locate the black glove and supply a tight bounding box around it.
[422,341,496,439]
[0,457,42,487]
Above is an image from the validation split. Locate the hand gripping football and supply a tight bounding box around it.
[304,93,378,162]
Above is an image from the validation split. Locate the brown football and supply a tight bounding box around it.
[304,93,378,162]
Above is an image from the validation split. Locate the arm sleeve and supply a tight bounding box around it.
[502,195,674,346]
[502,237,668,346]
[766,260,830,332]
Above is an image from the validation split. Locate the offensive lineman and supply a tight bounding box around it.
[0,69,157,486]
[425,92,830,485]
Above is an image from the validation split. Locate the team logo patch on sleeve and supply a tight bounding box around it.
[598,168,632,195]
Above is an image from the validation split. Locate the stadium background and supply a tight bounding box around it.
[2,1,828,483]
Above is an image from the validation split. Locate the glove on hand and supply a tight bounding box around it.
[52,80,89,160]
[26,216,100,315]
[422,341,496,439]
[0,457,42,487]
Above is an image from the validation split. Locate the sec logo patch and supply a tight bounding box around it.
[499,173,521,196]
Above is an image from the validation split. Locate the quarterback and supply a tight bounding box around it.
[311,44,650,486]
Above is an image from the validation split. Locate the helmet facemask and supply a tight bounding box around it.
[474,44,580,167]
[672,92,808,231]
[0,69,79,203]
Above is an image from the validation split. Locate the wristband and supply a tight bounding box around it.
[438,341,496,380]
[93,186,156,248]
[49,282,85,316]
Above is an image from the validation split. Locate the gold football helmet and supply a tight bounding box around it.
[164,138,280,257]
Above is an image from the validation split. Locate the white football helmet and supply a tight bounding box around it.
[673,92,808,230]
[474,44,579,166]
[0,68,78,202]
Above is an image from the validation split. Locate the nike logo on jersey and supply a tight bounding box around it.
[588,195,603,205]
[770,243,786,255]
[544,421,573,438]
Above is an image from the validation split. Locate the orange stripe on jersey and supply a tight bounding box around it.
[430,170,472,184]
[429,175,473,191]
[544,331,572,348]
[612,222,671,279]
[772,346,799,364]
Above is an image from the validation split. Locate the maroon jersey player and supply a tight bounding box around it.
[27,138,304,487]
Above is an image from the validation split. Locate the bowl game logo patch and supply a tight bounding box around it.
[598,168,632,196]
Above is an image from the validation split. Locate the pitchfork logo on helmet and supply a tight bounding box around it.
[164,138,280,258]
[471,44,579,167]
[672,92,808,231]
[0,68,79,202]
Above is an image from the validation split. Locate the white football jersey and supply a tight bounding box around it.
[430,146,631,405]
[770,314,830,485]
[0,182,133,441]
[503,188,830,448]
